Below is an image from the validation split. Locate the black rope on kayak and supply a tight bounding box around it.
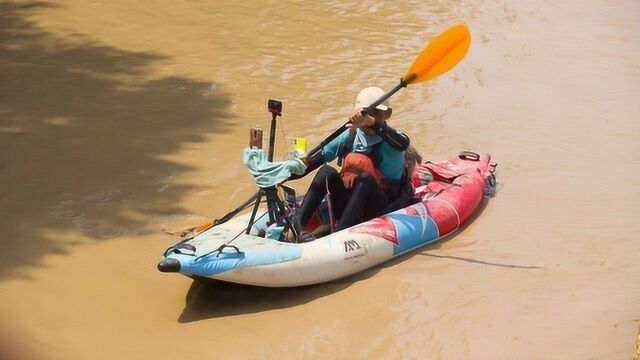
[215,244,241,256]
[165,194,260,252]
[162,197,260,258]
[280,186,302,243]
[488,163,498,187]
[163,242,197,257]
[197,201,283,260]
[325,178,336,233]
[213,201,257,226]
[194,244,242,262]
[235,206,272,242]
[488,172,496,187]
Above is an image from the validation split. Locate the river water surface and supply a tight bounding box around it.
[1,0,639,359]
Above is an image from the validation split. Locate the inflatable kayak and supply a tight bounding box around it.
[158,151,496,287]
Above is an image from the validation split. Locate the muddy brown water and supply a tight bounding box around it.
[1,0,639,359]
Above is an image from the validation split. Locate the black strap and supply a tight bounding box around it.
[163,242,197,257]
[337,130,384,168]
[194,244,243,262]
[337,130,357,166]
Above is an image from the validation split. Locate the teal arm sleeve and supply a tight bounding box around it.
[288,130,349,180]
[322,130,350,162]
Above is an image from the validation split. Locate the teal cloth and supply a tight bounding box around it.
[265,223,285,240]
[243,148,306,188]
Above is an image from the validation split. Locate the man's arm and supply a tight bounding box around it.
[371,122,410,151]
[288,130,349,180]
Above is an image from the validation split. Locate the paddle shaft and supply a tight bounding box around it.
[305,79,407,158]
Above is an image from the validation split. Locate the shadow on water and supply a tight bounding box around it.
[178,197,535,322]
[178,266,383,323]
[0,2,231,280]
[414,198,543,270]
[417,253,542,269]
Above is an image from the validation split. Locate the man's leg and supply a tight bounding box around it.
[336,172,388,231]
[299,165,349,226]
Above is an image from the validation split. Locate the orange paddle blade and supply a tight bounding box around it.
[402,24,471,85]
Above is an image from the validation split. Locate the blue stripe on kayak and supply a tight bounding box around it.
[387,209,439,255]
[167,238,303,277]
[171,251,243,276]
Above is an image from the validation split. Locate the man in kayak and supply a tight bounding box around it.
[290,86,412,241]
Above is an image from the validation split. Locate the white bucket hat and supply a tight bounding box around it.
[354,86,389,111]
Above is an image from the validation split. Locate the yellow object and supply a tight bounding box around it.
[292,137,307,157]
[403,24,471,85]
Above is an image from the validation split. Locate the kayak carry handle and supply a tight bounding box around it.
[458,151,480,161]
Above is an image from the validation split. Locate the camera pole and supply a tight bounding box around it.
[243,99,285,232]
[267,99,282,162]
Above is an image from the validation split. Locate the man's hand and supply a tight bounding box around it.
[346,108,375,130]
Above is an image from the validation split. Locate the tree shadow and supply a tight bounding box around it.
[0,2,232,280]
[178,198,502,322]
